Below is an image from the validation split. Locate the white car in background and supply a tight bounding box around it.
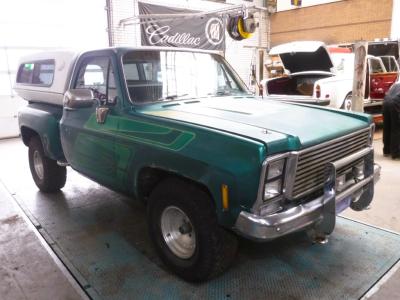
[263,41,398,115]
[262,41,334,106]
[380,55,399,72]
[318,49,399,112]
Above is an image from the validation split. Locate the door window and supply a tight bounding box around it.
[369,58,385,74]
[75,56,117,104]
[381,57,399,72]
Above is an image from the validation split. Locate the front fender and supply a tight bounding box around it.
[123,146,242,228]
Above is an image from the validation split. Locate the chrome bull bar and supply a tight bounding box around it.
[235,147,380,241]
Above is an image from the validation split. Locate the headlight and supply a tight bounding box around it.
[267,159,285,179]
[264,178,282,199]
[264,158,286,201]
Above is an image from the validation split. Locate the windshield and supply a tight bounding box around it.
[122,50,249,103]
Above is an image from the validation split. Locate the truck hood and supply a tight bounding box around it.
[137,97,371,152]
[269,41,333,73]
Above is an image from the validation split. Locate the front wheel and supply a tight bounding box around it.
[28,136,67,192]
[341,93,352,111]
[147,178,238,282]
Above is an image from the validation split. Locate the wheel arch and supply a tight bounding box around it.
[136,166,216,210]
[340,91,352,110]
[20,125,58,160]
[20,126,39,146]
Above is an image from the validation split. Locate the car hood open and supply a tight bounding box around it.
[138,97,371,153]
[269,41,334,73]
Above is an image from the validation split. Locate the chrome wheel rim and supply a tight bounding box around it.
[344,95,352,111]
[160,206,196,259]
[33,150,44,180]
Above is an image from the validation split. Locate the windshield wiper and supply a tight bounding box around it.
[157,93,189,101]
[211,90,247,97]
[216,90,231,96]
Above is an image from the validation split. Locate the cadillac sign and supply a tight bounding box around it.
[138,2,225,51]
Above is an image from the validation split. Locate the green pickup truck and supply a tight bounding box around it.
[15,47,380,282]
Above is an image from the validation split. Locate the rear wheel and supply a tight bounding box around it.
[147,178,238,282]
[28,136,66,192]
[341,93,352,111]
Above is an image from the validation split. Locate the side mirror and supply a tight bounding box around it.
[63,89,95,109]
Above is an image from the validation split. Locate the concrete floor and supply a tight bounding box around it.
[343,129,400,300]
[0,128,399,299]
[0,183,87,300]
[342,129,400,232]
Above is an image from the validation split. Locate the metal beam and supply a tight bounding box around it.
[118,4,268,27]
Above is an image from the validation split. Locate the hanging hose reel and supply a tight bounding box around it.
[227,13,257,40]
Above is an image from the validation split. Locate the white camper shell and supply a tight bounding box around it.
[14,51,78,106]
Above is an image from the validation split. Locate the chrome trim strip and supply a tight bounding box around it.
[336,174,374,202]
[331,147,372,170]
[57,161,69,167]
[120,52,133,105]
[373,164,381,184]
[252,152,293,214]
[296,126,371,155]
[369,123,375,146]
[283,152,299,199]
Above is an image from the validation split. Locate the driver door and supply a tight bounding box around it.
[60,53,119,187]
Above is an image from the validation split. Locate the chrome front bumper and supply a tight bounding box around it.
[235,151,381,241]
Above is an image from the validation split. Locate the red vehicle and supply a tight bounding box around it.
[317,48,398,122]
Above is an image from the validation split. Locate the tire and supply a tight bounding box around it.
[147,178,238,282]
[28,136,66,192]
[341,93,352,111]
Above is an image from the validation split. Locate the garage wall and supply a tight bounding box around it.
[270,0,393,46]
[0,0,108,139]
[277,0,342,12]
[0,47,45,139]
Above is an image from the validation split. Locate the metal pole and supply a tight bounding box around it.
[105,0,114,47]
[352,41,368,112]
[118,4,267,27]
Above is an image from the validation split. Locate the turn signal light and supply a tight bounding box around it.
[221,184,229,211]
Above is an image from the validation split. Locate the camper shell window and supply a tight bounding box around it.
[16,60,55,86]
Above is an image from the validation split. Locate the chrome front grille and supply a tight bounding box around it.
[292,128,370,199]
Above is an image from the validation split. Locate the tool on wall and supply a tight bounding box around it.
[226,11,257,41]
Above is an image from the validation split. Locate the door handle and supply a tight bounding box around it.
[96,106,109,124]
